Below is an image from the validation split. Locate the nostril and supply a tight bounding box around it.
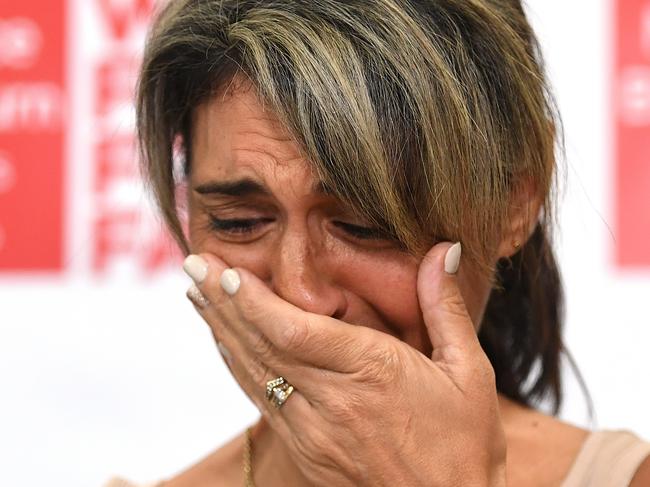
[271,274,348,319]
[331,299,348,321]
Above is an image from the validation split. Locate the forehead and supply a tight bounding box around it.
[191,79,313,187]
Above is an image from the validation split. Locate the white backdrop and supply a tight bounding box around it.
[1,1,649,486]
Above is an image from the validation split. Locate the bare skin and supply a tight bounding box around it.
[163,76,649,486]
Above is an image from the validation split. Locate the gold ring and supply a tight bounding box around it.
[265,376,294,408]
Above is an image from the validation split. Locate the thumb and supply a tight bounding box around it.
[417,242,481,367]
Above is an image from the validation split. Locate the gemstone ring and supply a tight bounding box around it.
[265,376,295,408]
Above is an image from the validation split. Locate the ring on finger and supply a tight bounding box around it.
[265,376,295,408]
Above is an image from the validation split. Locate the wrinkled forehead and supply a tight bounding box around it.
[190,78,318,194]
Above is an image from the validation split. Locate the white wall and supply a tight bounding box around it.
[0,1,648,486]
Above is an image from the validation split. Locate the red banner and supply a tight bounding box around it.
[615,0,650,267]
[0,1,66,270]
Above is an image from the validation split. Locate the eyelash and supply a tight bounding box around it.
[208,216,388,240]
[208,217,271,234]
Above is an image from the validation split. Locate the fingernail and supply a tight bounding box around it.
[183,254,208,283]
[444,242,462,274]
[217,341,233,364]
[220,268,241,296]
[186,284,210,308]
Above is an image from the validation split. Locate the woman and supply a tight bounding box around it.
[106,0,650,485]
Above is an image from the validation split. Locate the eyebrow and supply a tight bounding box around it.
[193,177,334,197]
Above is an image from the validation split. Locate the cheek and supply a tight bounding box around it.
[335,252,429,351]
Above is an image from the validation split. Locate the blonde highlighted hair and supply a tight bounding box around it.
[137,0,586,412]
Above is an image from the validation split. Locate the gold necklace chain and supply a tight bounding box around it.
[244,426,256,487]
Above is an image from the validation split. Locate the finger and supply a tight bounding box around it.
[187,281,339,401]
[186,283,210,309]
[185,253,381,374]
[186,287,314,431]
[228,264,388,373]
[184,253,277,356]
[417,242,482,370]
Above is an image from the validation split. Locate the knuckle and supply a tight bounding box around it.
[236,289,262,319]
[293,427,353,474]
[326,391,366,425]
[278,317,310,352]
[358,342,402,386]
[440,291,470,319]
[248,355,270,385]
[293,428,333,465]
[251,330,275,360]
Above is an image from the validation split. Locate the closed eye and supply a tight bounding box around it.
[208,217,273,234]
[208,216,392,242]
[332,221,390,240]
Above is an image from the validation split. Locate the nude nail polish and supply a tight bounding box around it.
[183,255,208,283]
[444,242,462,274]
[220,268,241,296]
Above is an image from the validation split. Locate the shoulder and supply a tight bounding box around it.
[560,429,650,487]
[506,405,650,487]
[160,430,246,487]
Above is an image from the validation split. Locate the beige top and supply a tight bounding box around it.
[560,430,650,486]
[103,429,650,487]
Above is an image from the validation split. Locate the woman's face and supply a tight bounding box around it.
[187,81,495,357]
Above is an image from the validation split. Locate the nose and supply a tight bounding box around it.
[270,232,347,319]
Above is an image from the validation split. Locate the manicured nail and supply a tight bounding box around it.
[186,284,210,308]
[220,268,241,295]
[217,341,233,364]
[444,242,462,274]
[183,254,208,283]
